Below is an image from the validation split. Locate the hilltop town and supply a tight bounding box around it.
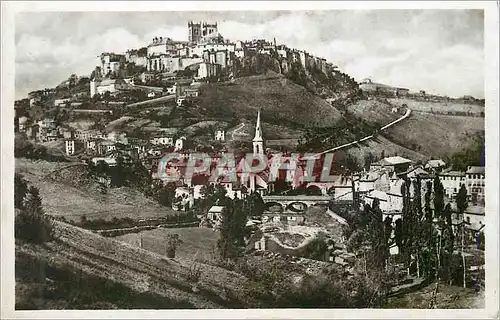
[14,20,485,309]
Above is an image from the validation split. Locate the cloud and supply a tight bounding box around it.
[143,25,188,43]
[14,10,484,99]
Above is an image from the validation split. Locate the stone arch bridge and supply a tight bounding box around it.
[261,195,332,212]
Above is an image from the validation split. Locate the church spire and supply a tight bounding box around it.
[253,110,264,156]
[253,110,263,142]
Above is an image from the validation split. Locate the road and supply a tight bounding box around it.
[125,94,175,108]
[313,108,412,157]
[230,122,248,140]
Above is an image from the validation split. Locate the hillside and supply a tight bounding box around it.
[16,221,269,309]
[347,99,401,126]
[333,96,485,160]
[15,158,176,222]
[388,98,484,116]
[116,227,219,261]
[382,111,484,158]
[196,72,343,129]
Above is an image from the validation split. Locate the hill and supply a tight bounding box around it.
[382,111,484,158]
[16,221,268,309]
[388,98,484,116]
[195,72,344,129]
[334,97,485,160]
[15,158,177,222]
[347,99,401,126]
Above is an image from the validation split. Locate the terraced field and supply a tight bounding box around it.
[116,227,219,260]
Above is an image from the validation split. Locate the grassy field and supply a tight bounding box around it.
[197,72,343,129]
[15,158,179,222]
[383,112,484,157]
[388,98,484,115]
[347,99,401,126]
[340,96,485,159]
[116,227,220,261]
[344,134,429,164]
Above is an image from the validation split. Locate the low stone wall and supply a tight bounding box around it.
[96,221,199,237]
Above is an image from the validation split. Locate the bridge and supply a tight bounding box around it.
[261,195,332,212]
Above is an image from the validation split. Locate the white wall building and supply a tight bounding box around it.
[54,98,71,107]
[439,170,466,200]
[150,136,174,146]
[465,166,485,204]
[91,78,128,96]
[195,62,221,80]
[18,116,28,132]
[215,130,225,141]
[65,140,75,155]
[174,136,186,152]
[190,42,235,58]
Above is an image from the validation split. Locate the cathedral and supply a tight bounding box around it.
[188,21,218,44]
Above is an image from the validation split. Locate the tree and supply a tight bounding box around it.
[394,218,404,253]
[110,156,125,187]
[199,183,228,212]
[68,74,78,88]
[15,186,53,244]
[303,237,328,261]
[95,160,108,176]
[217,199,247,260]
[433,176,445,219]
[456,184,468,288]
[364,152,375,171]
[157,184,176,207]
[165,234,182,258]
[412,177,425,277]
[15,173,28,209]
[440,203,455,283]
[244,192,265,217]
[456,184,468,216]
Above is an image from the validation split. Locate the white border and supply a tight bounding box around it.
[2,1,499,319]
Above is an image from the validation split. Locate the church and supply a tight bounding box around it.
[238,110,305,195]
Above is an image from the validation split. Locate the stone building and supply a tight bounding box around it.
[188,21,218,43]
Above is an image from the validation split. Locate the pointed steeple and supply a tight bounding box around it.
[253,110,263,142]
[253,110,264,156]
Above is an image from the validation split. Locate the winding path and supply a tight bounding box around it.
[230,122,247,140]
[125,94,176,108]
[312,108,411,157]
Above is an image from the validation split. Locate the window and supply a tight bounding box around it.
[466,217,470,224]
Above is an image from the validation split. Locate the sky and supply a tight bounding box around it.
[15,10,484,99]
